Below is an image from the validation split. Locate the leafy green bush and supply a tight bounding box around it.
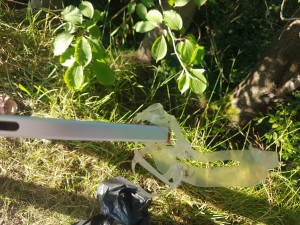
[131,0,208,95]
[256,98,300,170]
[53,1,115,90]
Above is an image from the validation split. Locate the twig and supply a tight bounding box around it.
[157,0,190,75]
[280,0,300,21]
[6,0,28,6]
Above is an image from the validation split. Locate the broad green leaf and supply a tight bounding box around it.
[93,61,116,86]
[60,47,75,67]
[176,41,184,55]
[136,3,147,20]
[64,22,77,34]
[146,9,162,23]
[174,0,191,7]
[168,0,175,6]
[151,35,167,62]
[128,2,136,14]
[141,0,155,7]
[75,36,92,67]
[163,10,183,30]
[87,37,107,61]
[83,19,95,30]
[61,5,83,24]
[93,9,104,22]
[186,34,197,45]
[64,63,84,90]
[194,0,207,7]
[53,32,74,56]
[190,46,205,65]
[190,68,207,94]
[180,39,195,64]
[177,70,190,94]
[133,21,157,33]
[78,1,94,19]
[87,24,101,37]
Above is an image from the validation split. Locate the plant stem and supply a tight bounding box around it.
[158,0,190,76]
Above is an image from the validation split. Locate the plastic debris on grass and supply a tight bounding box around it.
[132,103,279,193]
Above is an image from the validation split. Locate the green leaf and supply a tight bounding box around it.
[167,0,175,6]
[180,39,195,64]
[256,117,265,124]
[64,22,77,34]
[151,35,167,62]
[53,32,74,56]
[78,1,94,18]
[61,5,83,24]
[163,10,183,30]
[93,9,104,22]
[190,46,205,65]
[141,0,155,7]
[186,34,197,45]
[128,2,136,14]
[146,9,162,23]
[60,47,75,67]
[193,0,207,8]
[174,0,191,7]
[93,61,116,86]
[176,41,184,55]
[136,3,147,20]
[18,84,31,96]
[87,37,107,61]
[64,63,84,90]
[83,19,94,29]
[133,21,157,33]
[189,68,207,94]
[75,36,92,67]
[272,132,278,140]
[87,24,101,37]
[177,70,190,94]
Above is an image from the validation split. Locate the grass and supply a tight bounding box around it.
[1,4,300,225]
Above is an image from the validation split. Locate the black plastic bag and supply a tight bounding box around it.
[73,177,151,225]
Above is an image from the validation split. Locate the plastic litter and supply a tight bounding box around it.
[73,177,151,225]
[97,177,151,225]
[132,103,279,191]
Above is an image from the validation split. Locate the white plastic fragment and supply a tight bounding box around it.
[132,103,279,190]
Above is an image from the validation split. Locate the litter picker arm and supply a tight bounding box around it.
[0,115,170,143]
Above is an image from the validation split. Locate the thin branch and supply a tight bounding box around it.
[280,0,300,21]
[6,0,28,6]
[158,0,190,75]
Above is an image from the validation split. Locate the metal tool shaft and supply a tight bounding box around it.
[0,115,169,142]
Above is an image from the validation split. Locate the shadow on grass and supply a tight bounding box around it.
[1,138,299,224]
[0,175,182,224]
[0,176,97,219]
[182,184,300,224]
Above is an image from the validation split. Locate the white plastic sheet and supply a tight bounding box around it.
[132,103,279,191]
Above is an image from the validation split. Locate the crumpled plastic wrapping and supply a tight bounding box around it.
[73,177,151,225]
[132,103,279,191]
[97,177,151,225]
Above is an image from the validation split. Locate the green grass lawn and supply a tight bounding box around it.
[0,6,300,225]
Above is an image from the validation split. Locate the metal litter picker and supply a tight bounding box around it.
[0,104,279,195]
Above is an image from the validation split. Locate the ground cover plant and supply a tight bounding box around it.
[0,0,300,224]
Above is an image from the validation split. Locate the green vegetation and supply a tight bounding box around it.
[0,0,299,224]
[53,2,116,90]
